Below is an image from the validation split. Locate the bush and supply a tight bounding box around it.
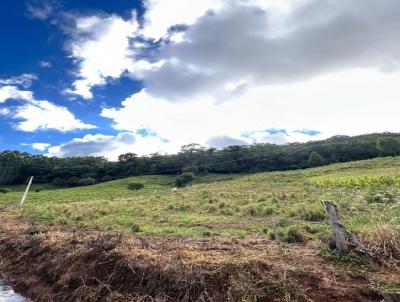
[101,175,114,182]
[127,182,145,190]
[175,204,191,212]
[77,177,96,186]
[175,172,194,188]
[285,227,306,243]
[130,223,141,233]
[366,187,396,204]
[182,165,199,175]
[245,205,257,216]
[52,177,80,187]
[0,188,11,194]
[270,226,307,244]
[302,208,326,222]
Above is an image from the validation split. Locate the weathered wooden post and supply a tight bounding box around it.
[324,201,348,254]
[19,176,33,210]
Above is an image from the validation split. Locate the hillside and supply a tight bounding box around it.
[0,157,399,301]
[2,133,400,188]
[1,156,399,239]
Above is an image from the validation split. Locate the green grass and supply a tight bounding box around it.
[1,157,399,239]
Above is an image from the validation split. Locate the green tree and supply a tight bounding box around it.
[377,137,400,156]
[307,151,325,167]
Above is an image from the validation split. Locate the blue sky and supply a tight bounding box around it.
[1,0,400,159]
[0,0,144,155]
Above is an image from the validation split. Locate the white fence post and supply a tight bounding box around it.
[19,176,33,210]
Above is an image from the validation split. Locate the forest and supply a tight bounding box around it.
[1,133,400,186]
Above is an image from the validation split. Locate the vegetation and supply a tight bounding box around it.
[175,172,194,187]
[0,188,11,194]
[127,182,145,191]
[1,133,400,187]
[377,137,400,156]
[0,157,398,249]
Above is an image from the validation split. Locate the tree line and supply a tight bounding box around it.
[1,133,400,186]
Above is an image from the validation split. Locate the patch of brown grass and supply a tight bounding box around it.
[0,215,395,302]
[363,224,400,262]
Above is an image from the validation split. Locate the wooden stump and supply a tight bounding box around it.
[382,292,400,302]
[324,201,348,254]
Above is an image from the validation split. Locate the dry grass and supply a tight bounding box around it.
[363,224,400,262]
[0,215,397,302]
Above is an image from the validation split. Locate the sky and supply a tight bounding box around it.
[1,0,400,160]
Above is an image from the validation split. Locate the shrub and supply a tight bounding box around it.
[263,206,275,216]
[302,208,326,222]
[284,227,306,243]
[202,230,212,237]
[366,187,396,203]
[175,172,194,188]
[77,177,96,186]
[130,223,141,233]
[175,204,191,212]
[269,226,307,244]
[0,188,11,194]
[101,175,114,182]
[207,205,217,213]
[182,165,199,175]
[220,208,234,216]
[245,205,257,216]
[218,201,227,209]
[127,182,145,191]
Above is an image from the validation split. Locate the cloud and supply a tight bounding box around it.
[62,0,292,100]
[13,100,96,132]
[0,74,37,88]
[22,143,51,151]
[0,75,95,132]
[26,1,55,20]
[102,68,400,153]
[294,129,321,136]
[130,0,400,101]
[28,0,400,156]
[206,135,248,149]
[140,0,291,40]
[48,133,135,157]
[141,0,225,40]
[248,132,289,145]
[39,61,52,68]
[47,132,175,160]
[101,89,325,149]
[0,108,10,115]
[62,0,400,102]
[65,13,138,99]
[0,86,34,103]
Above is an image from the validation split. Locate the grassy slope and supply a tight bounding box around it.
[0,157,399,240]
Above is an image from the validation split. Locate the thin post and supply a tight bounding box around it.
[324,201,348,254]
[19,176,33,210]
[271,217,283,253]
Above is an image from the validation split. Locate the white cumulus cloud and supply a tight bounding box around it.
[47,132,175,160]
[0,75,95,132]
[13,100,96,132]
[65,13,139,99]
[22,143,51,151]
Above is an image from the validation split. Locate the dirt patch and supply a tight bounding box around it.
[0,215,396,302]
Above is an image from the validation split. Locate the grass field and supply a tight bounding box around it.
[1,157,400,301]
[0,157,399,242]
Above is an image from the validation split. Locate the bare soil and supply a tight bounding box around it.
[0,214,397,302]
